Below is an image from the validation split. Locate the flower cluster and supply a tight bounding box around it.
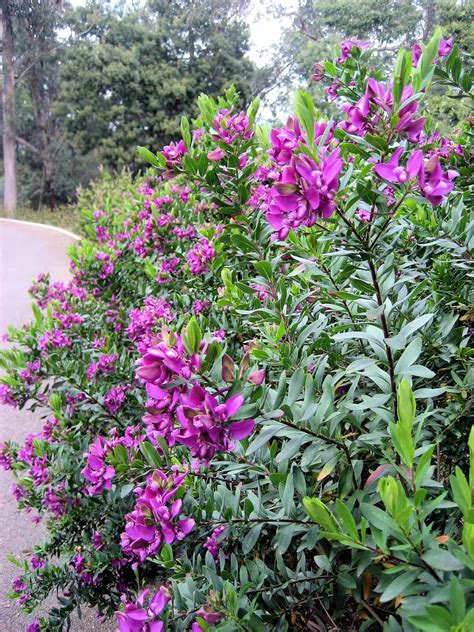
[374,148,458,205]
[120,469,194,566]
[211,109,253,144]
[136,331,254,460]
[266,147,343,239]
[340,79,426,142]
[176,385,254,460]
[128,298,175,352]
[81,436,115,495]
[186,238,215,275]
[116,587,169,632]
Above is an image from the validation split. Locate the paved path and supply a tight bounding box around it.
[0,219,113,631]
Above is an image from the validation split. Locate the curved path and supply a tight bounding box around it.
[0,219,113,631]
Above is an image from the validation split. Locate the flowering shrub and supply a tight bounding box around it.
[1,31,473,631]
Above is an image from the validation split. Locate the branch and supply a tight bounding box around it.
[16,135,41,156]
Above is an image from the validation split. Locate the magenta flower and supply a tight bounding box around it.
[186,238,215,275]
[248,368,266,385]
[175,384,255,460]
[120,470,194,565]
[211,109,253,144]
[438,37,454,57]
[81,437,115,495]
[357,207,378,222]
[340,79,425,142]
[136,333,201,385]
[374,147,423,183]
[374,149,458,206]
[266,148,343,239]
[413,38,454,67]
[207,148,225,161]
[116,587,169,632]
[269,116,304,165]
[192,610,222,632]
[338,37,370,63]
[204,525,227,558]
[419,154,458,206]
[161,140,186,168]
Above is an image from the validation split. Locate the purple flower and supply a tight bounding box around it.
[248,369,266,385]
[374,147,422,183]
[192,610,222,632]
[186,238,215,275]
[193,299,210,315]
[269,116,304,165]
[211,109,253,144]
[357,207,378,222]
[207,148,225,161]
[340,79,425,142]
[338,37,370,63]
[81,437,115,495]
[161,140,186,169]
[175,385,255,460]
[0,384,17,407]
[136,332,201,386]
[413,38,454,67]
[311,62,325,81]
[374,149,458,206]
[116,587,169,632]
[419,154,458,206]
[120,470,194,565]
[266,148,343,239]
[104,384,128,414]
[204,525,227,557]
[438,37,454,57]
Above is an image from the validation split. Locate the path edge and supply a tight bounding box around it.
[0,218,81,241]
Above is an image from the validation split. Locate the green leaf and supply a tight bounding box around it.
[287,367,305,406]
[139,441,162,468]
[335,499,358,541]
[414,445,435,486]
[469,426,474,490]
[395,338,423,375]
[450,577,466,623]
[183,317,202,355]
[397,379,416,431]
[379,570,418,603]
[294,90,315,148]
[242,523,263,554]
[422,548,464,571]
[137,146,164,168]
[303,497,337,531]
[180,116,191,147]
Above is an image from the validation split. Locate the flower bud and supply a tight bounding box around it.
[248,369,265,385]
[221,354,235,383]
[311,62,325,81]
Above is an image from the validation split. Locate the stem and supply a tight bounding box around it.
[319,260,366,354]
[247,574,334,595]
[279,417,352,465]
[205,517,308,526]
[366,257,398,420]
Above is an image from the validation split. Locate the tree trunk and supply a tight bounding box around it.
[1,1,17,217]
[30,65,57,210]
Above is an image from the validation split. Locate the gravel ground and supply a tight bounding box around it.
[0,219,114,630]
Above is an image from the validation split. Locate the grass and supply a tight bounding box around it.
[1,205,84,236]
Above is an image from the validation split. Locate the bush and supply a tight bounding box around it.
[1,31,473,632]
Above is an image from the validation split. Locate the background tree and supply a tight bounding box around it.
[1,0,17,216]
[271,0,473,123]
[1,0,256,211]
[57,0,256,172]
